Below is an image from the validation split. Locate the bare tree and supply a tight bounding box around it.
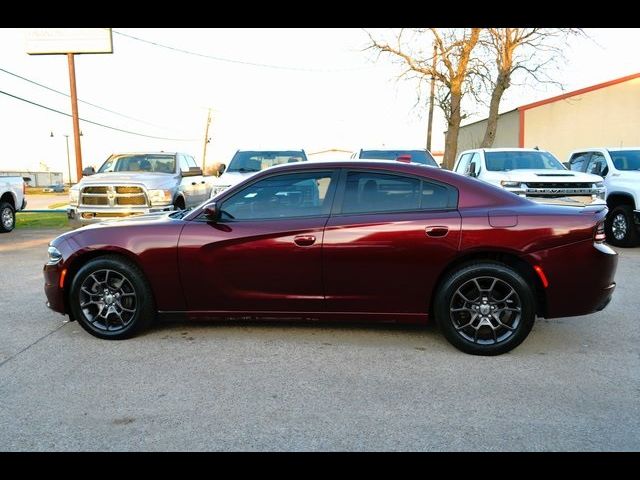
[367,28,481,169]
[479,28,582,147]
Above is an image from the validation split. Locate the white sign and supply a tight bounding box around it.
[25,28,113,55]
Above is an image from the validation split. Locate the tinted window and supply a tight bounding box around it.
[609,150,640,171]
[455,153,472,173]
[359,150,438,167]
[220,171,334,220]
[586,153,609,177]
[341,172,452,214]
[97,154,176,174]
[186,156,198,169]
[485,151,564,171]
[178,155,191,173]
[569,153,590,171]
[227,151,306,173]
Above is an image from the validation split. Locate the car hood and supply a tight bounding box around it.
[212,171,259,187]
[76,172,177,189]
[500,169,602,183]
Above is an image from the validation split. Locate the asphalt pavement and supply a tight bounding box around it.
[0,228,638,451]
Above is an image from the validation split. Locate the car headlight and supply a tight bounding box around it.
[47,245,63,265]
[148,189,173,205]
[69,189,79,206]
[211,185,230,197]
[500,181,521,188]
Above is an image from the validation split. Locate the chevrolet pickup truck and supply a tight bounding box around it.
[566,147,640,246]
[453,148,605,205]
[68,152,210,222]
[0,175,26,233]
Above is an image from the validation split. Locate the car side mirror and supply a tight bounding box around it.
[217,164,226,176]
[467,161,478,177]
[203,202,220,222]
[83,166,95,176]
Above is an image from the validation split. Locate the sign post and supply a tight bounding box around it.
[26,28,113,180]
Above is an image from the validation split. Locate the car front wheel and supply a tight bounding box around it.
[434,262,536,356]
[69,255,155,339]
[605,205,640,247]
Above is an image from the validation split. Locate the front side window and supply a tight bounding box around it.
[341,171,453,214]
[569,153,590,171]
[97,154,176,174]
[220,171,334,220]
[179,155,191,174]
[484,151,564,171]
[586,153,609,177]
[455,153,472,174]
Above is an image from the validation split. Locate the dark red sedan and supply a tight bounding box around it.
[44,161,617,355]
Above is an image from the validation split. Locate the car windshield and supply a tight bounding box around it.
[609,150,640,171]
[485,151,565,171]
[227,151,306,173]
[97,154,176,174]
[359,150,438,167]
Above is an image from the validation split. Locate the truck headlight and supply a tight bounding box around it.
[47,246,63,265]
[594,182,605,199]
[500,181,521,188]
[69,189,79,206]
[211,185,230,197]
[148,189,173,205]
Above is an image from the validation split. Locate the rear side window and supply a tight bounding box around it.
[341,171,455,214]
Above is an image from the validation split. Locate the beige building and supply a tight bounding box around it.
[457,73,640,161]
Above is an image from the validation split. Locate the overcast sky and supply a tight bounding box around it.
[1,28,639,181]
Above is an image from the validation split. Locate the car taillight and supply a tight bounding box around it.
[594,221,606,243]
[396,155,412,163]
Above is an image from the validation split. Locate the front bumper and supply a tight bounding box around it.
[43,261,66,315]
[67,205,174,222]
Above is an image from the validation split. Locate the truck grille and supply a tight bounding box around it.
[525,182,592,189]
[80,185,148,207]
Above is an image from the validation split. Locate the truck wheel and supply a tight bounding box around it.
[0,202,15,233]
[606,205,640,247]
[174,197,186,210]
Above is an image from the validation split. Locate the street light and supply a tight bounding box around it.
[50,130,82,186]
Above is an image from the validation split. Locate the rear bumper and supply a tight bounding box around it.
[526,240,618,319]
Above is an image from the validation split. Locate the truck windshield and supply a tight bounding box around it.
[359,150,438,167]
[227,151,306,173]
[609,150,640,171]
[485,151,565,171]
[97,154,176,174]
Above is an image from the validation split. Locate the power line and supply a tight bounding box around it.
[112,30,370,73]
[0,66,171,130]
[0,89,199,141]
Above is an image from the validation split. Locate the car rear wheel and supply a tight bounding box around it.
[434,262,536,356]
[69,255,155,339]
[605,205,640,247]
[0,202,15,233]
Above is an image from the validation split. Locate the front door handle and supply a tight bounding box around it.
[425,226,449,238]
[294,235,316,247]
[191,182,197,186]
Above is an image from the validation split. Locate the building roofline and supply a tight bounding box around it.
[518,72,640,111]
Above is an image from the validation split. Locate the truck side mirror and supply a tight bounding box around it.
[82,166,95,176]
[467,161,478,178]
[217,164,226,176]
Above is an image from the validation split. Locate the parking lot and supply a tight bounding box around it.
[0,227,638,451]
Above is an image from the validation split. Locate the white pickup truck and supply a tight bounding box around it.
[566,147,640,246]
[453,148,605,206]
[0,176,27,233]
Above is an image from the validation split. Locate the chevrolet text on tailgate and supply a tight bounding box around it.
[453,148,605,205]
[68,152,210,222]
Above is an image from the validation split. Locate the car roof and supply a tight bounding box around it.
[110,152,182,156]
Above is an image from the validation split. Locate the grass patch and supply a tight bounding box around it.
[47,201,68,209]
[16,212,68,229]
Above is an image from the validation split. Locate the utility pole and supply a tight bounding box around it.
[202,108,212,171]
[426,43,437,152]
[67,53,83,182]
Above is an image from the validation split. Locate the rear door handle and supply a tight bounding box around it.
[201,181,206,184]
[294,235,316,247]
[425,226,449,238]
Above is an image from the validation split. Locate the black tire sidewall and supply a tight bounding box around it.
[605,205,639,247]
[69,256,154,339]
[0,202,15,233]
[435,262,536,356]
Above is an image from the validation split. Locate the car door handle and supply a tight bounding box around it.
[293,235,316,247]
[201,181,206,184]
[425,226,449,238]
[191,182,197,186]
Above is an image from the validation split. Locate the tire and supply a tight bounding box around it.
[0,202,15,233]
[605,205,640,247]
[434,262,536,356]
[69,255,155,340]
[174,197,186,210]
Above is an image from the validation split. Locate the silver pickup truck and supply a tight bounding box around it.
[68,152,210,222]
[0,175,27,233]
